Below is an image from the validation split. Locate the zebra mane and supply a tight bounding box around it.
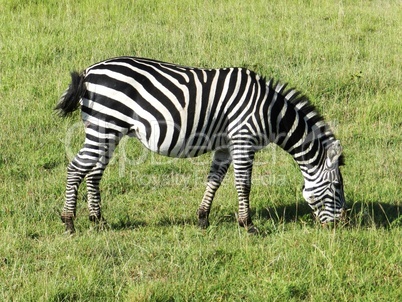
[267,79,345,166]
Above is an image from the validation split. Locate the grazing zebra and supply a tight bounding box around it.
[55,57,346,234]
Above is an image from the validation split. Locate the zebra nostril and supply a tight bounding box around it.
[341,206,348,216]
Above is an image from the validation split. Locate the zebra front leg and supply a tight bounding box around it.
[197,149,231,229]
[231,142,258,234]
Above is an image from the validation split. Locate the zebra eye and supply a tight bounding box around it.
[302,187,315,202]
[303,193,315,202]
[329,181,342,191]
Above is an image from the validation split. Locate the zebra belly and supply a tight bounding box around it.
[128,122,228,158]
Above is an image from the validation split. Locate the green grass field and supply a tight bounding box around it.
[1,0,402,300]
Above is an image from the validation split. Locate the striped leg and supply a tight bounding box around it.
[85,141,117,223]
[231,139,258,233]
[197,149,231,228]
[61,160,86,233]
[61,124,120,233]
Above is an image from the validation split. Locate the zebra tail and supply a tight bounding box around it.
[54,71,86,117]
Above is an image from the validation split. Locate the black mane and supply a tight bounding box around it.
[267,79,345,166]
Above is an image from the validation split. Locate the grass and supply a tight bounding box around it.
[1,0,402,300]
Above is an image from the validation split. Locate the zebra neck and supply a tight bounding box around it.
[264,81,335,179]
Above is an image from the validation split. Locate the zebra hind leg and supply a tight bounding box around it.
[85,140,119,230]
[197,149,231,229]
[61,128,120,233]
[61,151,95,234]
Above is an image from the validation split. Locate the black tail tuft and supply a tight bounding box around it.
[55,71,86,117]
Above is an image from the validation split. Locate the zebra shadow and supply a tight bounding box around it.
[346,201,402,228]
[254,200,402,228]
[107,201,402,231]
[156,216,197,227]
[109,216,147,230]
[254,202,315,224]
[108,215,196,230]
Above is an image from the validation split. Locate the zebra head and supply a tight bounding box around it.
[302,140,346,224]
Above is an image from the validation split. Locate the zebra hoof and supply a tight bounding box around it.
[89,215,108,231]
[247,225,259,235]
[198,218,210,229]
[61,214,75,234]
[197,209,210,229]
[89,214,103,223]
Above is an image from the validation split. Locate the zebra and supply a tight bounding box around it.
[55,57,346,234]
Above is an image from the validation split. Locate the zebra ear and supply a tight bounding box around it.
[327,140,342,166]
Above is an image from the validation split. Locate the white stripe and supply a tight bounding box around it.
[273,101,288,144]
[85,82,163,150]
[227,70,252,121]
[280,111,299,148]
